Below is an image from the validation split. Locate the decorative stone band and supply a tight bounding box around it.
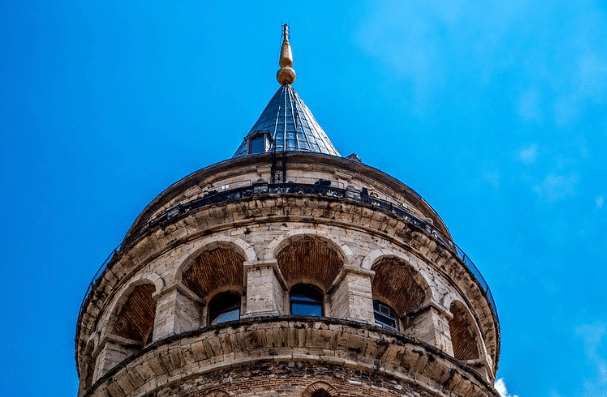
[85,317,499,397]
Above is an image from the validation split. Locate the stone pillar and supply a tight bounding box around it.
[407,304,453,355]
[329,265,375,323]
[152,282,202,341]
[243,260,287,317]
[92,335,140,382]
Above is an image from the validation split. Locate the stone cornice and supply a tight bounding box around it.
[85,317,499,397]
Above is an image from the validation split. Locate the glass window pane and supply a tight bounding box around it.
[291,302,323,317]
[211,308,240,325]
[290,284,323,317]
[209,293,241,325]
[373,300,399,331]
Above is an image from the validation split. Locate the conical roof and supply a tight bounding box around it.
[233,85,340,158]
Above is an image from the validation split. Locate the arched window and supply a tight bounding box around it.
[290,284,323,317]
[373,300,399,331]
[449,301,480,361]
[303,381,337,397]
[112,283,156,345]
[209,292,241,325]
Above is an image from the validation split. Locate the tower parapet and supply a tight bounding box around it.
[75,26,500,397]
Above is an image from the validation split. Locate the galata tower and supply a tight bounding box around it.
[75,25,501,397]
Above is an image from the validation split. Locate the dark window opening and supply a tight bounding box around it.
[250,135,266,154]
[373,300,399,331]
[311,390,331,397]
[290,284,323,317]
[209,292,241,325]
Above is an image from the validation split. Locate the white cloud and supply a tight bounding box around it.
[357,0,607,124]
[495,378,520,397]
[484,169,501,189]
[533,172,579,202]
[596,195,604,210]
[575,323,607,397]
[518,144,537,164]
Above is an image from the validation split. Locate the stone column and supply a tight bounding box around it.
[329,265,375,323]
[407,303,453,355]
[243,260,287,317]
[152,281,202,341]
[92,334,140,382]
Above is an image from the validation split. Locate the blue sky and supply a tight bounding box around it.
[1,1,606,396]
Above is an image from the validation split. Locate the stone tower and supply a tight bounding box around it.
[75,26,501,397]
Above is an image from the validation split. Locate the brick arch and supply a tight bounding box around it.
[178,244,245,300]
[273,234,346,291]
[175,237,256,279]
[449,300,482,361]
[302,381,339,397]
[110,281,157,344]
[370,255,431,316]
[105,274,163,322]
[104,274,163,334]
[264,229,353,266]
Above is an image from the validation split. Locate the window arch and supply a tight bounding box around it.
[290,284,324,317]
[276,236,344,291]
[449,301,481,361]
[302,381,338,397]
[111,283,156,345]
[371,256,429,317]
[208,292,241,325]
[181,246,245,300]
[373,300,399,331]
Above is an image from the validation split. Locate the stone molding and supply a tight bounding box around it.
[263,229,355,266]
[152,280,203,304]
[85,317,498,397]
[243,259,288,291]
[327,264,375,294]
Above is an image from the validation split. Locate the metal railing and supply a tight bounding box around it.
[77,182,499,334]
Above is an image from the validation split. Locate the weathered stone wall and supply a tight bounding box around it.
[76,155,500,396]
[82,218,494,387]
[162,362,438,397]
[85,319,499,397]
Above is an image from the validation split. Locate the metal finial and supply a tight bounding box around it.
[277,24,296,85]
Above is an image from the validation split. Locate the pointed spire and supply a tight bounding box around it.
[232,25,340,158]
[232,85,340,158]
[277,24,296,85]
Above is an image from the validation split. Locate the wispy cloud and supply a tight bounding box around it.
[495,378,520,397]
[575,323,607,397]
[533,172,579,203]
[596,195,605,210]
[484,169,501,189]
[519,144,537,164]
[357,0,607,124]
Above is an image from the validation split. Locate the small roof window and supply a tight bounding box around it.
[249,131,270,155]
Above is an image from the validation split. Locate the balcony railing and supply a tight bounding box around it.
[77,182,499,335]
